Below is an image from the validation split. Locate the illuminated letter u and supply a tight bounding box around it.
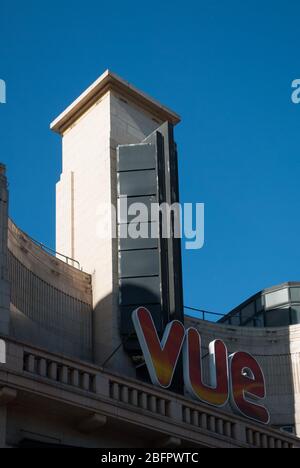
[184,328,229,407]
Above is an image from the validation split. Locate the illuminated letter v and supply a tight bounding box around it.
[132,307,185,389]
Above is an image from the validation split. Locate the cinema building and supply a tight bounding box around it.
[0,71,300,448]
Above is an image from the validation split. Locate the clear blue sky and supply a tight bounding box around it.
[1,0,300,317]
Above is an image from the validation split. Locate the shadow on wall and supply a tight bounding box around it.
[94,282,165,384]
[96,288,298,434]
[9,302,93,362]
[7,227,93,363]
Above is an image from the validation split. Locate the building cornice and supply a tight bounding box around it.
[50,70,181,135]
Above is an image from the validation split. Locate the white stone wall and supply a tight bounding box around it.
[57,92,111,272]
[56,91,162,374]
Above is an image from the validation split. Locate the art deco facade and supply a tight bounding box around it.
[0,72,299,448]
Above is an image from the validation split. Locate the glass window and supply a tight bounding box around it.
[265,307,290,327]
[241,302,255,324]
[265,289,289,309]
[290,288,300,303]
[291,306,300,325]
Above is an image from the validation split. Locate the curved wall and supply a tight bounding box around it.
[185,316,300,435]
[7,219,93,361]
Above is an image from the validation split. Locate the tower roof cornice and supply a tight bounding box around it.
[50,70,181,135]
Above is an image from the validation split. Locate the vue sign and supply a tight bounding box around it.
[132,307,270,425]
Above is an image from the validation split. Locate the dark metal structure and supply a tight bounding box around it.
[117,122,184,356]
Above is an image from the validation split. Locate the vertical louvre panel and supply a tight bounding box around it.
[117,138,164,353]
[117,123,184,392]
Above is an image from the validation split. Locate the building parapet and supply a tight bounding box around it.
[1,336,299,448]
[8,219,92,302]
[7,219,93,361]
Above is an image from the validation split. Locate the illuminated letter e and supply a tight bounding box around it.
[229,352,270,425]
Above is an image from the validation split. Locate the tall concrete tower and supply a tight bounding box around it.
[51,71,183,375]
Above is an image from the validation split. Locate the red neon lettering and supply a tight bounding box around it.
[132,307,185,388]
[132,307,269,424]
[229,352,270,425]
